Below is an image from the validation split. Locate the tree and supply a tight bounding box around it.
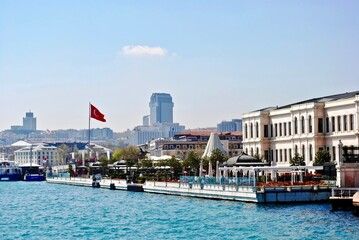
[209,148,227,166]
[183,151,201,175]
[99,156,109,175]
[57,144,70,165]
[68,164,73,178]
[313,149,331,166]
[290,153,305,166]
[167,156,183,178]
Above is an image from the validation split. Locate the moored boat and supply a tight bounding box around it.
[0,157,22,181]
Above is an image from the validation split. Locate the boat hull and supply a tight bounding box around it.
[0,174,22,181]
[24,175,46,181]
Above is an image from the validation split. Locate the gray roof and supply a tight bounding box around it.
[252,91,359,112]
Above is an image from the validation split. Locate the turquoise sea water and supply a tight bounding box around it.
[0,182,358,240]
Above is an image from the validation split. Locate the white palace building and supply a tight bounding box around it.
[242,91,359,166]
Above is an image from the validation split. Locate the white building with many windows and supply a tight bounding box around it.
[242,91,359,166]
[14,143,58,167]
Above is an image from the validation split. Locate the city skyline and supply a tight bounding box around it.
[1,1,358,132]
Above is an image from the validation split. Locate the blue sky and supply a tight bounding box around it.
[1,0,358,132]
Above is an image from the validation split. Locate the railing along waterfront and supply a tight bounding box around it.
[179,176,255,188]
[331,188,359,198]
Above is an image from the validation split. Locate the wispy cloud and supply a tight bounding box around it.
[121,45,168,56]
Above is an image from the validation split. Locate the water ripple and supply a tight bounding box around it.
[1,182,358,239]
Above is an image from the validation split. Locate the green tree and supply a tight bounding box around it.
[290,153,305,166]
[183,151,201,175]
[99,156,109,175]
[167,156,183,178]
[111,149,123,163]
[209,148,227,165]
[313,149,331,166]
[140,157,153,169]
[68,164,73,178]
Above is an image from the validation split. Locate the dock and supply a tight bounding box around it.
[47,177,332,203]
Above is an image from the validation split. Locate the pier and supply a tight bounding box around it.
[47,176,332,203]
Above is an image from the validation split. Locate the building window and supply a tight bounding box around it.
[275,149,278,162]
[264,125,269,138]
[343,115,347,131]
[256,147,259,155]
[309,144,313,161]
[250,148,253,156]
[318,118,323,133]
[337,116,341,131]
[284,122,287,136]
[245,124,248,139]
[270,124,273,138]
[289,122,292,135]
[275,123,278,137]
[295,145,298,154]
[264,150,269,162]
[301,116,305,134]
[331,116,335,132]
[294,117,298,134]
[256,122,259,138]
[279,123,282,136]
[349,114,354,130]
[284,149,287,162]
[332,146,336,161]
[280,149,282,162]
[289,148,292,159]
[250,123,253,138]
[302,145,305,161]
[308,115,312,133]
[325,117,329,133]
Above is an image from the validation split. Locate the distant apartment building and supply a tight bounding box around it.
[217,119,242,132]
[129,123,185,146]
[242,91,359,166]
[14,143,58,166]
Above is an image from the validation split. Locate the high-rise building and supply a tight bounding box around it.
[217,119,242,132]
[149,93,174,125]
[23,111,37,131]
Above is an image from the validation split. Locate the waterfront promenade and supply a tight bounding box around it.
[47,176,332,203]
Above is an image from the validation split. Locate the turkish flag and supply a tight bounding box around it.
[90,104,106,122]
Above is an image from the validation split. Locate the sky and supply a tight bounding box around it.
[1,0,359,132]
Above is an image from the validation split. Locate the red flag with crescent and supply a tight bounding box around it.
[90,104,106,122]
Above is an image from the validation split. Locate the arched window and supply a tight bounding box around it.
[244,124,248,139]
[301,116,305,134]
[308,115,312,133]
[256,122,259,138]
[294,117,298,134]
[250,148,253,156]
[250,123,253,138]
[309,144,313,161]
[295,145,298,154]
[302,145,305,161]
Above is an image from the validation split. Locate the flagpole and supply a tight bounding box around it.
[87,102,91,167]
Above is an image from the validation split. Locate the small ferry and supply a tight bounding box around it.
[20,163,46,181]
[0,154,22,181]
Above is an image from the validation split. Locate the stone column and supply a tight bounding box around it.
[336,140,343,187]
